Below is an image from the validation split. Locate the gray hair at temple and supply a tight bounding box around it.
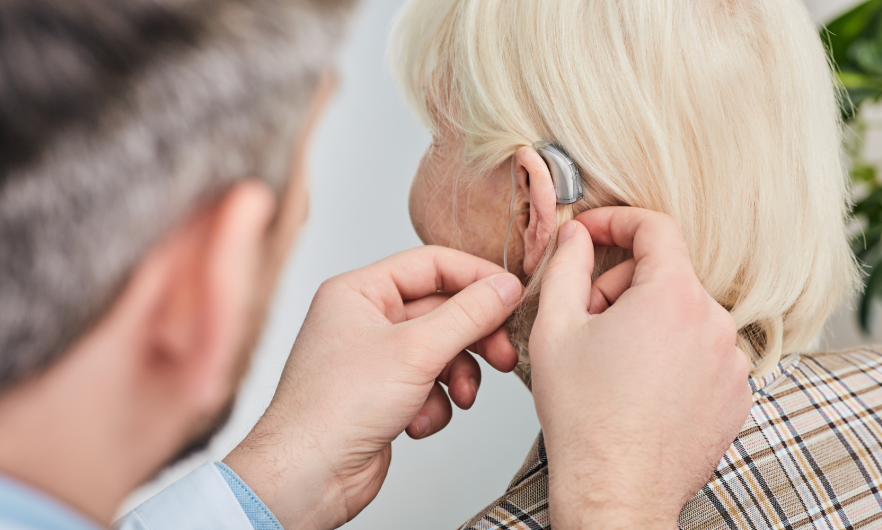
[0,0,355,390]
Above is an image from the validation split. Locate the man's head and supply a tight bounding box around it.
[0,0,353,520]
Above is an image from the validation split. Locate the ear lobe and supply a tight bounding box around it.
[515,146,558,276]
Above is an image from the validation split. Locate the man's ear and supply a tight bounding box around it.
[515,146,558,276]
[143,180,277,416]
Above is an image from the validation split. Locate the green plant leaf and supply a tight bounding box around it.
[825,0,882,68]
[851,162,878,184]
[850,38,882,75]
[859,255,882,331]
[851,223,882,259]
[840,71,882,89]
[823,0,882,333]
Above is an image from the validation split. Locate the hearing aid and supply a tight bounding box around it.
[504,141,584,271]
[532,141,584,204]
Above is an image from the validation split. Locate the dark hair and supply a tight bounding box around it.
[0,0,202,178]
[0,0,353,389]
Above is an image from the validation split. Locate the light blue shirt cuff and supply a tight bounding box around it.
[115,461,264,530]
[213,463,283,530]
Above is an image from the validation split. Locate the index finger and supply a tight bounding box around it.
[574,207,694,283]
[340,246,506,324]
[374,245,506,299]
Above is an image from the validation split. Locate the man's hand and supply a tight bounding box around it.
[530,207,752,530]
[224,246,522,530]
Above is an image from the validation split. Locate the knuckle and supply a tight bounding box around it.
[655,212,679,231]
[712,306,738,343]
[315,276,343,299]
[705,307,739,363]
[447,294,495,335]
[664,275,705,316]
[686,281,708,308]
[414,244,440,260]
[643,211,681,240]
[741,382,754,413]
[732,347,751,379]
[652,214,693,261]
[658,214,687,243]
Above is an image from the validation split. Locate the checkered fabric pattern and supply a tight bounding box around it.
[460,347,882,530]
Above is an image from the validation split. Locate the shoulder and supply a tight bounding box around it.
[790,345,882,385]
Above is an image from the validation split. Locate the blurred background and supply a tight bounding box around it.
[119,0,882,527]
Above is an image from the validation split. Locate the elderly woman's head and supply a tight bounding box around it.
[390,0,859,381]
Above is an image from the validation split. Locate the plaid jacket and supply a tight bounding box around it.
[460,347,882,530]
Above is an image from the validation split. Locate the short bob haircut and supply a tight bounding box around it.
[389,0,859,375]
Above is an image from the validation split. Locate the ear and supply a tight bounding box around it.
[140,180,277,416]
[514,146,558,276]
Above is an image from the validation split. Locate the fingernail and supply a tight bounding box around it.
[558,221,576,244]
[414,415,430,437]
[469,377,479,397]
[489,273,522,307]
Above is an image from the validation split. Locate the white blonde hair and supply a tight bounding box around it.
[389,0,859,375]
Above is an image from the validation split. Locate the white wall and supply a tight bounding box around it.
[120,0,878,527]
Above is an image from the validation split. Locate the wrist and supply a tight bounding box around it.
[547,462,679,530]
[551,494,679,530]
[575,505,678,530]
[224,419,347,530]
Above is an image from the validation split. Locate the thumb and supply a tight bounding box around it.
[537,221,594,324]
[404,273,522,365]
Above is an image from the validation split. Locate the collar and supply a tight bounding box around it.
[0,473,102,530]
[748,354,800,396]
